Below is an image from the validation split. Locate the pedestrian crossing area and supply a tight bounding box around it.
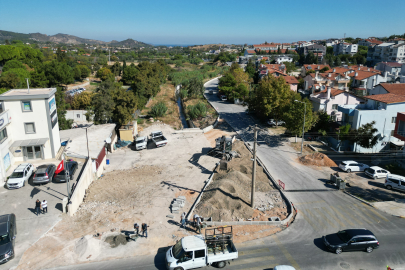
[296,201,391,232]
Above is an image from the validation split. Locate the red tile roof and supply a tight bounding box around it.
[350,65,381,74]
[348,70,377,80]
[380,62,402,67]
[283,76,299,84]
[379,83,405,95]
[304,64,331,71]
[246,50,256,54]
[366,93,405,104]
[365,39,383,45]
[320,88,345,96]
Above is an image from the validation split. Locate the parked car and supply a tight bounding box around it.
[267,119,285,127]
[323,229,379,254]
[53,161,78,183]
[385,174,405,192]
[135,136,147,151]
[274,266,296,270]
[6,163,34,189]
[338,161,369,173]
[220,95,227,101]
[33,164,56,185]
[150,131,168,148]
[0,214,17,264]
[78,87,86,91]
[365,166,390,179]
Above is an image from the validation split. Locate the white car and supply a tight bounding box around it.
[6,163,35,189]
[268,119,285,127]
[385,174,405,191]
[274,266,296,270]
[339,161,369,173]
[364,166,390,179]
[221,95,227,101]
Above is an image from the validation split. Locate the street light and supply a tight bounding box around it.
[295,100,306,155]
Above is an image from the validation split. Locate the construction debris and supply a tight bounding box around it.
[171,196,186,214]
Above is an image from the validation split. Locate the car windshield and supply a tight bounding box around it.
[0,234,10,245]
[367,168,375,173]
[136,138,145,143]
[337,230,351,242]
[340,162,347,165]
[35,173,46,177]
[9,172,24,178]
[172,240,185,259]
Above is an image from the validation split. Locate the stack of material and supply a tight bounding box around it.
[171,196,186,214]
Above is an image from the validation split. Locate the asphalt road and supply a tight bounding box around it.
[48,79,405,270]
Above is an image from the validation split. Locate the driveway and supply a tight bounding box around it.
[0,159,83,270]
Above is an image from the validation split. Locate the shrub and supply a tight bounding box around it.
[149,102,167,117]
[187,102,207,120]
[180,89,188,99]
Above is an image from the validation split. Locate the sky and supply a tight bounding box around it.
[1,0,405,45]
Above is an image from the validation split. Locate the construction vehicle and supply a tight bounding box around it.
[207,136,239,170]
[165,226,238,269]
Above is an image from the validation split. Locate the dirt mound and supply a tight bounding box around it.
[299,152,337,167]
[196,140,279,221]
[104,234,127,248]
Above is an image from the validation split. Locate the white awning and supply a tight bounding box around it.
[390,140,405,147]
[10,138,49,148]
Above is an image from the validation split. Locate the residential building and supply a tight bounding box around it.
[375,62,402,77]
[310,86,365,121]
[393,112,405,144]
[369,83,405,96]
[358,38,383,47]
[0,88,61,185]
[333,42,358,55]
[368,43,395,65]
[388,43,405,63]
[283,76,299,92]
[275,56,293,64]
[300,64,331,77]
[338,93,405,152]
[297,45,326,64]
[304,70,351,92]
[348,69,388,95]
[253,43,281,51]
[244,49,256,57]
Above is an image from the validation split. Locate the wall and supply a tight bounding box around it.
[369,85,389,95]
[47,95,61,159]
[66,110,89,123]
[324,93,364,118]
[68,158,93,216]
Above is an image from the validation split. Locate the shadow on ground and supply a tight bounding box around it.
[345,183,405,202]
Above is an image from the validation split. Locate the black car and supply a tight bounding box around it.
[323,229,379,254]
[53,161,78,183]
[32,164,56,185]
[0,214,16,264]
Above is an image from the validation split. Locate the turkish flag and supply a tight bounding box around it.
[55,160,64,175]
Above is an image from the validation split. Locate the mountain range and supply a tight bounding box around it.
[0,30,152,48]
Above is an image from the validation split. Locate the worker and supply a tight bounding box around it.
[196,216,202,234]
[142,223,149,238]
[193,214,199,227]
[180,212,186,228]
[134,223,140,236]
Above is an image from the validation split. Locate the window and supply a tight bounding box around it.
[392,117,397,123]
[0,128,7,143]
[21,101,32,112]
[24,123,36,134]
[391,130,395,136]
[332,104,338,110]
[195,249,205,258]
[388,178,400,184]
[77,114,80,118]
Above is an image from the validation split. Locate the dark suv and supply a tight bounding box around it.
[0,214,16,264]
[53,161,78,183]
[323,229,379,254]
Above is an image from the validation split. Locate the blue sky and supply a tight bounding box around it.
[1,0,404,45]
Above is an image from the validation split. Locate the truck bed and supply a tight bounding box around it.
[153,136,167,143]
[206,241,238,264]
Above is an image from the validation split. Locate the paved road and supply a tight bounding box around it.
[48,79,405,270]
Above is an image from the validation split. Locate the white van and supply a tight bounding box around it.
[385,174,405,192]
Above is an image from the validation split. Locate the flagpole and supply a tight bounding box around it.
[64,153,70,200]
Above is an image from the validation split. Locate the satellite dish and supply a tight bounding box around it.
[105,138,111,144]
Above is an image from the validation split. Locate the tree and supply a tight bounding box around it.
[248,75,292,122]
[96,67,113,81]
[30,69,49,88]
[55,87,73,130]
[72,66,82,81]
[218,72,236,97]
[245,58,256,78]
[283,94,317,137]
[320,66,330,73]
[277,47,281,54]
[90,81,115,124]
[313,110,331,132]
[56,47,67,62]
[111,85,137,125]
[305,52,317,64]
[71,92,94,109]
[121,63,138,85]
[326,46,334,55]
[335,57,342,67]
[79,65,91,79]
[352,121,379,150]
[186,77,204,98]
[43,60,74,86]
[2,60,26,72]
[122,60,127,78]
[0,72,21,89]
[110,61,121,76]
[149,102,167,118]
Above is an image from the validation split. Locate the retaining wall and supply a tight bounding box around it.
[68,158,94,216]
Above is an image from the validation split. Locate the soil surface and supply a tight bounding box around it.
[299,152,337,167]
[195,140,288,222]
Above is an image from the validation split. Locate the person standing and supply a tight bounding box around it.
[196,216,202,234]
[134,223,140,236]
[193,214,199,227]
[42,200,48,214]
[180,212,186,228]
[142,223,149,238]
[35,199,41,216]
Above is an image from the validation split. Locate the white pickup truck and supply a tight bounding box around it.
[150,131,168,148]
[135,136,147,150]
[165,234,238,270]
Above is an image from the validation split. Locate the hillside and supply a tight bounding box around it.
[0,30,152,48]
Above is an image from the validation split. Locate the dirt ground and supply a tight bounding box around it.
[299,152,337,167]
[195,140,288,222]
[204,119,237,147]
[15,124,218,270]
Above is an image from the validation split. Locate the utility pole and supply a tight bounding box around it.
[26,78,30,94]
[295,100,306,155]
[251,124,258,208]
[64,152,70,200]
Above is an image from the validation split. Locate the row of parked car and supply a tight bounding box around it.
[338,160,405,192]
[5,161,78,189]
[66,87,86,97]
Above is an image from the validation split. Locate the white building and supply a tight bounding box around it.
[275,56,293,64]
[0,88,61,185]
[333,42,358,55]
[388,43,405,63]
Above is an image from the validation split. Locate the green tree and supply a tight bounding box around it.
[111,85,137,125]
[313,110,330,132]
[71,92,94,110]
[335,57,342,67]
[43,60,74,86]
[187,102,207,119]
[90,81,115,124]
[352,121,379,150]
[245,59,256,78]
[283,94,317,136]
[2,60,26,72]
[96,67,113,81]
[218,72,237,97]
[72,66,82,81]
[30,69,49,88]
[56,47,67,62]
[55,87,73,130]
[110,61,121,76]
[186,77,204,98]
[121,63,139,85]
[79,65,91,79]
[0,72,21,89]
[149,102,168,118]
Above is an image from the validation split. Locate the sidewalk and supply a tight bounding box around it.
[371,200,405,218]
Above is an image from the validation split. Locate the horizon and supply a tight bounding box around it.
[1,0,405,44]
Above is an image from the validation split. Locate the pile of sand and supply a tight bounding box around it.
[299,152,337,167]
[104,234,128,248]
[195,140,276,221]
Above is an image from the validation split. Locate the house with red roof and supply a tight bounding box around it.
[370,83,405,96]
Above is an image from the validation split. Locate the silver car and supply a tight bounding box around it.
[364,166,390,179]
[33,164,56,185]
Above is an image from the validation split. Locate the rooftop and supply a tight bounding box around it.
[365,93,405,104]
[0,88,57,100]
[60,124,116,159]
[283,76,299,84]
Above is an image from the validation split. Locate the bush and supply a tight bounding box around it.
[137,118,145,124]
[180,89,188,99]
[149,102,167,117]
[187,102,207,120]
